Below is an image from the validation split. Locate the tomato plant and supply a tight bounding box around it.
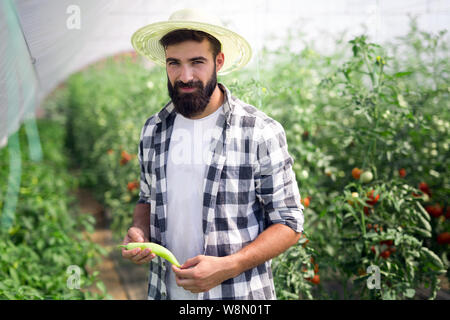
[0,120,108,299]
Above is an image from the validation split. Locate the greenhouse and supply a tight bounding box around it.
[0,0,449,303]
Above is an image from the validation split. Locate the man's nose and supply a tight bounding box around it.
[179,65,194,83]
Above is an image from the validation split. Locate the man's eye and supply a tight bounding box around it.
[192,60,203,64]
[168,61,179,66]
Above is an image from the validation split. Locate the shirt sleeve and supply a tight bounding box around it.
[137,125,152,205]
[254,119,304,233]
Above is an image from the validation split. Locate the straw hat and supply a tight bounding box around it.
[131,8,252,75]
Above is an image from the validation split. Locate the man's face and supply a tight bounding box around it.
[165,39,222,118]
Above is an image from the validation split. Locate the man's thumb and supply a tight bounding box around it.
[181,255,201,269]
[129,227,144,242]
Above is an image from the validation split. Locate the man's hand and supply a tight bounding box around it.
[172,224,301,294]
[172,255,237,293]
[121,226,155,265]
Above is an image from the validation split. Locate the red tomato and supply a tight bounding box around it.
[366,190,380,205]
[398,168,406,178]
[419,182,431,196]
[380,240,393,246]
[308,274,320,285]
[120,150,133,165]
[380,250,391,259]
[127,181,139,191]
[437,232,450,245]
[426,204,443,218]
[352,168,362,180]
[301,196,310,208]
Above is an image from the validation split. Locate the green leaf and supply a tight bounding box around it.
[415,211,432,232]
[415,202,431,223]
[421,247,444,270]
[281,290,299,300]
[404,288,415,298]
[409,227,431,238]
[394,71,413,78]
[8,267,20,285]
[96,281,107,294]
[335,212,343,229]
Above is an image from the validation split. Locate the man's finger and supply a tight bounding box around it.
[172,265,196,279]
[122,247,142,259]
[134,252,156,265]
[175,275,196,288]
[175,276,207,293]
[131,248,152,262]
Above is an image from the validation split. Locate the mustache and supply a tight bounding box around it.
[174,80,203,89]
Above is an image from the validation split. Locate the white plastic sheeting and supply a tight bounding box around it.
[1,0,449,146]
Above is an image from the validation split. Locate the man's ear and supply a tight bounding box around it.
[215,52,225,73]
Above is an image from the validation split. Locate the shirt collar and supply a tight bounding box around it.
[154,82,234,127]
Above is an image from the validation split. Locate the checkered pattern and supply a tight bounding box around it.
[138,83,304,300]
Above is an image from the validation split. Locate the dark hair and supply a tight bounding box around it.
[159,29,222,59]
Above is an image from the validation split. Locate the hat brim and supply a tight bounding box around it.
[131,20,252,75]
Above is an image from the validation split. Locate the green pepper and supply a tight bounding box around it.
[118,242,181,267]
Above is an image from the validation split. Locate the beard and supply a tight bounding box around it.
[167,67,217,119]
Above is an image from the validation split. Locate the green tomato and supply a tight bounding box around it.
[118,242,181,267]
[360,171,373,183]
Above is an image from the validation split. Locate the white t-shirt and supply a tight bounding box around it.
[166,104,224,300]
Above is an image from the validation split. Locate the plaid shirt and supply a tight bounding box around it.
[137,83,304,300]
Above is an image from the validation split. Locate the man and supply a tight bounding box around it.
[122,8,304,300]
